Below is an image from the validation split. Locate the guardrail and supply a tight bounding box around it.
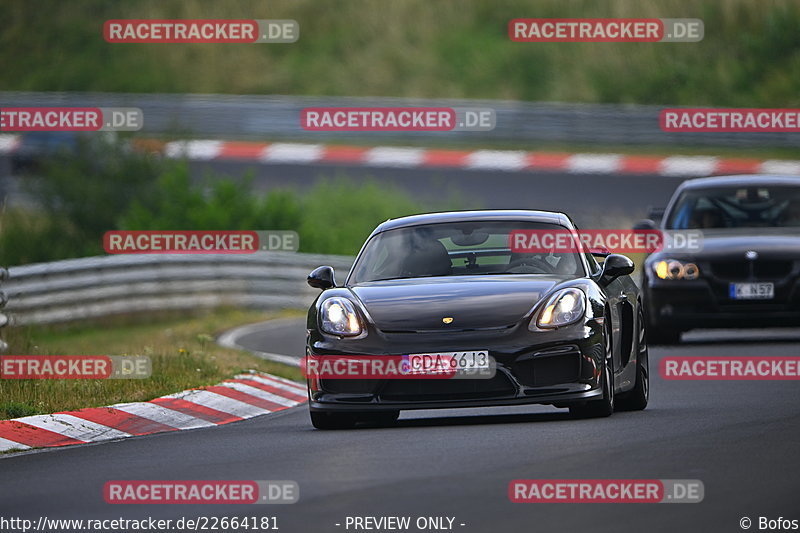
[1,91,796,148]
[1,253,354,326]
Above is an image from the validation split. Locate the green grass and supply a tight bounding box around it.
[0,308,304,419]
[2,0,800,106]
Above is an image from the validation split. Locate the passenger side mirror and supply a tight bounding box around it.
[307,266,336,290]
[600,254,635,284]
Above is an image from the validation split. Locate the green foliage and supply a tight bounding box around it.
[1,145,449,265]
[2,0,800,105]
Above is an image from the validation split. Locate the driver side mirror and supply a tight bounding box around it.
[307,266,336,290]
[599,254,635,284]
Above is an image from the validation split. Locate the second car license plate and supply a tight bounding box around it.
[404,351,490,375]
[729,282,774,300]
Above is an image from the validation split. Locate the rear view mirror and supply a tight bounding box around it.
[308,266,336,290]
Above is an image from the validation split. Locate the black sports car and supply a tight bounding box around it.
[638,175,800,344]
[305,210,648,429]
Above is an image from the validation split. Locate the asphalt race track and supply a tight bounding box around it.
[2,158,799,532]
[2,320,799,533]
[1,155,688,223]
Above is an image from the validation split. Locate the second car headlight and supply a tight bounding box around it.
[320,297,362,336]
[534,288,586,329]
[654,259,700,280]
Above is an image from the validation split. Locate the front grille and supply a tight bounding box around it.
[514,351,581,387]
[320,379,379,394]
[710,260,793,281]
[379,374,516,401]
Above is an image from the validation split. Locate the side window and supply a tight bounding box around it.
[574,225,601,275]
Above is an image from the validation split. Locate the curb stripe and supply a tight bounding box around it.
[527,152,571,171]
[217,141,270,160]
[221,381,301,407]
[112,402,217,430]
[65,407,176,436]
[0,420,85,447]
[228,378,307,403]
[150,397,242,425]
[14,414,131,442]
[205,385,293,411]
[0,436,31,452]
[320,145,369,163]
[236,372,307,393]
[0,372,305,455]
[173,389,271,418]
[3,135,799,177]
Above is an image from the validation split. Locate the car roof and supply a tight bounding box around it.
[677,175,800,191]
[373,209,573,234]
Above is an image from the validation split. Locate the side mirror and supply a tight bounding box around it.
[307,266,336,290]
[600,254,635,283]
[633,219,658,231]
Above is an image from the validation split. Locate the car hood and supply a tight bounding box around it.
[349,276,562,331]
[663,230,800,260]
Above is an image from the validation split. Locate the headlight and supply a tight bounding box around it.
[654,259,699,280]
[534,288,586,329]
[320,297,362,336]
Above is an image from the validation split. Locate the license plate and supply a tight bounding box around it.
[729,282,774,300]
[403,351,489,375]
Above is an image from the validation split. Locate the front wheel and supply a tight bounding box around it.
[570,319,615,418]
[617,308,649,411]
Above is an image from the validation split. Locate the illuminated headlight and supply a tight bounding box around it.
[654,259,700,280]
[320,297,362,336]
[534,288,586,329]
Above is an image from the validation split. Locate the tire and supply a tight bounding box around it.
[616,308,649,411]
[570,318,615,418]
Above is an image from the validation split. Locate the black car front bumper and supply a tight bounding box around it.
[307,321,605,412]
[644,275,800,330]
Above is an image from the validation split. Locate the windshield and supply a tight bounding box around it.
[349,220,586,283]
[665,185,800,230]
